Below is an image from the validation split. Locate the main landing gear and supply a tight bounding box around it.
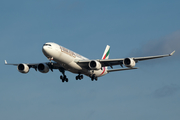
[59,69,68,83]
[90,74,98,81]
[60,75,68,82]
[76,73,83,80]
[59,69,98,82]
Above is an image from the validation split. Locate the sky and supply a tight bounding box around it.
[0,0,180,120]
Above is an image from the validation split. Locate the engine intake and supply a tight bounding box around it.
[89,60,102,70]
[17,64,29,73]
[123,58,136,68]
[38,63,49,73]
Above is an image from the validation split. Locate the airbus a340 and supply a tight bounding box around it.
[5,42,175,82]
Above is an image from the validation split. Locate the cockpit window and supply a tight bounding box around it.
[44,44,51,46]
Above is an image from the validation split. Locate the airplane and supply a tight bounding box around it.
[5,42,175,82]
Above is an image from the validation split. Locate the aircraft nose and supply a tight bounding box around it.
[42,43,53,57]
[42,45,48,55]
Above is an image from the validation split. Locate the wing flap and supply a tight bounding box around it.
[107,67,138,73]
[99,59,124,66]
[76,59,124,68]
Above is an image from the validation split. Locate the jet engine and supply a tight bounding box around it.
[89,60,102,70]
[38,63,49,73]
[123,58,136,68]
[17,64,29,73]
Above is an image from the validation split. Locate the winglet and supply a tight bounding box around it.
[169,50,175,56]
[5,60,7,64]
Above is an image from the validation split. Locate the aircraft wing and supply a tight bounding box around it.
[133,50,175,61]
[76,51,175,68]
[4,60,64,71]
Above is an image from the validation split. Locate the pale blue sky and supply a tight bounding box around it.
[1,0,180,120]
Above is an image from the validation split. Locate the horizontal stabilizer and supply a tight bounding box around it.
[107,67,138,73]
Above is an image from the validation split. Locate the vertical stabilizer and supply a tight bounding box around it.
[102,45,110,59]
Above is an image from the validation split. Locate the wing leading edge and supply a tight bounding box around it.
[4,60,64,70]
[133,50,175,61]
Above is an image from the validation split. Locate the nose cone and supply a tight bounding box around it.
[42,45,51,57]
[42,46,47,55]
[42,43,54,58]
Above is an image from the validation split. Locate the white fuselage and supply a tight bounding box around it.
[42,42,107,77]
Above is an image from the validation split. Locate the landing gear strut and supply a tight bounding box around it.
[59,69,68,82]
[76,73,83,80]
[90,74,98,81]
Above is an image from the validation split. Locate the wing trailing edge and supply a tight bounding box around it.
[107,67,138,73]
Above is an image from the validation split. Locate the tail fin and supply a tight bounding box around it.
[102,45,110,59]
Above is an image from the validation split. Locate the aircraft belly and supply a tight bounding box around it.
[58,52,73,63]
[54,54,84,73]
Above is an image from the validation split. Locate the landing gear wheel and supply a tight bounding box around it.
[60,75,63,79]
[80,75,83,79]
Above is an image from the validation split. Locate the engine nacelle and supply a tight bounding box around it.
[38,63,49,73]
[89,60,102,70]
[123,58,136,68]
[17,64,29,73]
